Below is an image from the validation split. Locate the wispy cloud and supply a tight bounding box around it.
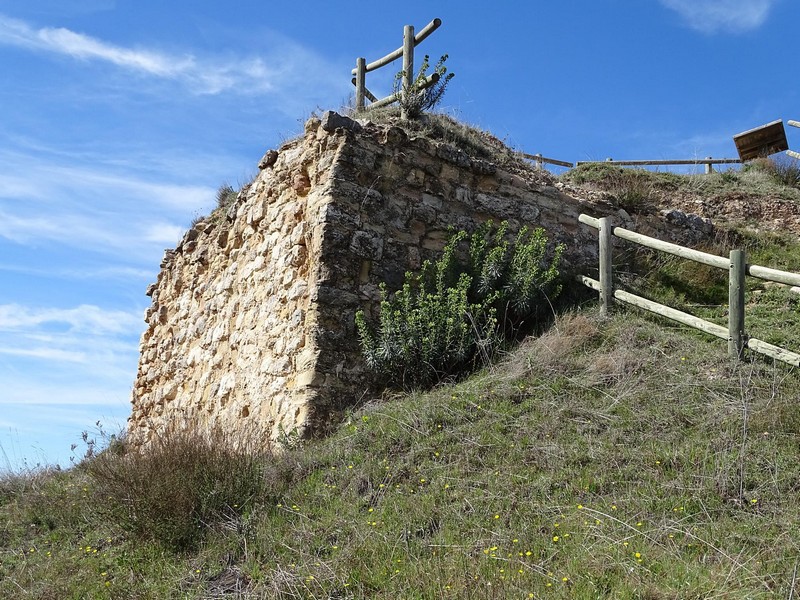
[0,263,154,281]
[0,303,142,413]
[0,13,344,96]
[0,303,140,335]
[143,223,188,245]
[0,207,189,258]
[0,346,89,363]
[660,0,778,34]
[0,147,214,258]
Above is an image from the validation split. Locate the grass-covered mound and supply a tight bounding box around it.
[3,309,800,598]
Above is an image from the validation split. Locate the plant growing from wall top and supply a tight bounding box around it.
[355,222,564,389]
[394,54,455,119]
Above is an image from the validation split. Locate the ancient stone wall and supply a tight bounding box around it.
[128,112,632,446]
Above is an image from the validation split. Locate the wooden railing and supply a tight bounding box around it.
[351,18,443,118]
[576,157,742,174]
[578,214,800,367]
[787,120,800,160]
[522,153,574,169]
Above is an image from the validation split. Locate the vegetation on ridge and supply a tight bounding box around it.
[561,155,800,215]
[393,53,455,119]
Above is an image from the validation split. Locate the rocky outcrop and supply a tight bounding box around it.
[127,112,654,448]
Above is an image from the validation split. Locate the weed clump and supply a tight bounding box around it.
[87,428,276,553]
[743,155,800,189]
[394,54,455,119]
[561,163,679,213]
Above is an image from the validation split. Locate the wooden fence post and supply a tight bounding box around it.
[599,217,613,317]
[728,249,746,359]
[355,57,366,111]
[401,25,415,120]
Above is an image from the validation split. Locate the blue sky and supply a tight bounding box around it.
[1,0,797,470]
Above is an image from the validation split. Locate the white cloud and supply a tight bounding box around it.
[0,208,140,250]
[0,13,343,96]
[660,0,778,33]
[0,303,141,335]
[144,222,187,245]
[0,368,136,406]
[0,147,214,258]
[0,346,88,363]
[0,263,154,281]
[38,25,193,76]
[0,160,214,210]
[0,303,142,412]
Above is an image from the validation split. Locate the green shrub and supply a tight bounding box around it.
[355,222,563,388]
[467,221,563,330]
[394,54,455,119]
[561,164,688,213]
[86,428,275,553]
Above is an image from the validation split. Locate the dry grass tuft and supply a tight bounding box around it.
[86,427,278,552]
[506,312,600,377]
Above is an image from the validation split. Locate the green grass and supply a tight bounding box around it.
[4,308,800,598]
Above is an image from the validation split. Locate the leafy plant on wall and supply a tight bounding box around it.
[356,222,563,388]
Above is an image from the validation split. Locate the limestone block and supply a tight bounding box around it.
[248,200,266,226]
[263,356,291,375]
[475,193,515,219]
[520,203,541,224]
[349,230,384,260]
[287,281,308,301]
[293,369,324,388]
[421,193,443,210]
[422,230,449,251]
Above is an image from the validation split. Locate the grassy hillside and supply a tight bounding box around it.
[4,159,800,598]
[3,308,800,598]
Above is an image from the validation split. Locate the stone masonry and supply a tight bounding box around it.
[127,112,637,448]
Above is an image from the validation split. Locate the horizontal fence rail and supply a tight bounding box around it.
[350,19,441,75]
[522,153,574,168]
[576,157,742,174]
[578,213,800,367]
[580,274,730,340]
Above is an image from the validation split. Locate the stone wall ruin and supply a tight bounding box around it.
[127,112,637,447]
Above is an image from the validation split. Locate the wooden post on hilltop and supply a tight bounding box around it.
[598,217,613,317]
[355,57,366,111]
[728,249,746,359]
[401,25,415,119]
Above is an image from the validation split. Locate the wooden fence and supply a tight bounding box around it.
[522,153,574,169]
[788,120,800,160]
[578,213,800,367]
[576,157,742,174]
[351,18,443,118]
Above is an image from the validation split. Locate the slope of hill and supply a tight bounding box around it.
[4,308,800,598]
[3,121,800,598]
